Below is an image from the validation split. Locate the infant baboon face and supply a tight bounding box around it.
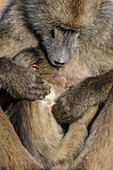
[29,63,67,110]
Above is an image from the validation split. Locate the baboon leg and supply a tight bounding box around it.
[0,107,43,170]
[72,89,113,170]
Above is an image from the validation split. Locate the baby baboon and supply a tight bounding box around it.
[0,0,113,169]
[6,49,99,169]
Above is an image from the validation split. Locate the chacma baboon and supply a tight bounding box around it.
[0,0,113,169]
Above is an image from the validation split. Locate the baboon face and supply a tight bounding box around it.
[23,0,96,66]
[42,28,79,66]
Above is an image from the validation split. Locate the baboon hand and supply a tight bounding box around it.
[10,67,51,100]
[52,74,112,124]
[52,85,78,124]
[0,57,51,100]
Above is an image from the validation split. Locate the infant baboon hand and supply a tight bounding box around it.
[7,66,51,100]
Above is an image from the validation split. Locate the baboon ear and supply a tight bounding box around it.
[29,64,38,71]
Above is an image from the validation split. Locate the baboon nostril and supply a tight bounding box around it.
[51,29,55,38]
[54,60,65,65]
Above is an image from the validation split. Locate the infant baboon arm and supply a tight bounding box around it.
[6,98,98,169]
[0,57,50,100]
[0,107,43,170]
[52,70,113,124]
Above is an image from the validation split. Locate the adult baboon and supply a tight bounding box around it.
[0,0,113,169]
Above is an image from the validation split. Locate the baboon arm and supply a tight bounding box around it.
[52,70,113,124]
[6,100,98,169]
[43,106,98,169]
[0,107,43,169]
[72,89,113,170]
[0,57,50,100]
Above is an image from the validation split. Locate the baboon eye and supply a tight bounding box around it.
[51,29,55,38]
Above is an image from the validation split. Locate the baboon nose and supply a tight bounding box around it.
[54,60,65,66]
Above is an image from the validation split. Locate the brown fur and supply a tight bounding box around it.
[0,0,113,169]
[6,50,99,169]
[71,89,113,170]
[0,107,43,169]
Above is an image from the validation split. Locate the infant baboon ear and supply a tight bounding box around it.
[29,64,38,71]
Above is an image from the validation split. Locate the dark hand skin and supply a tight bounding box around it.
[52,71,113,124]
[0,57,50,100]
